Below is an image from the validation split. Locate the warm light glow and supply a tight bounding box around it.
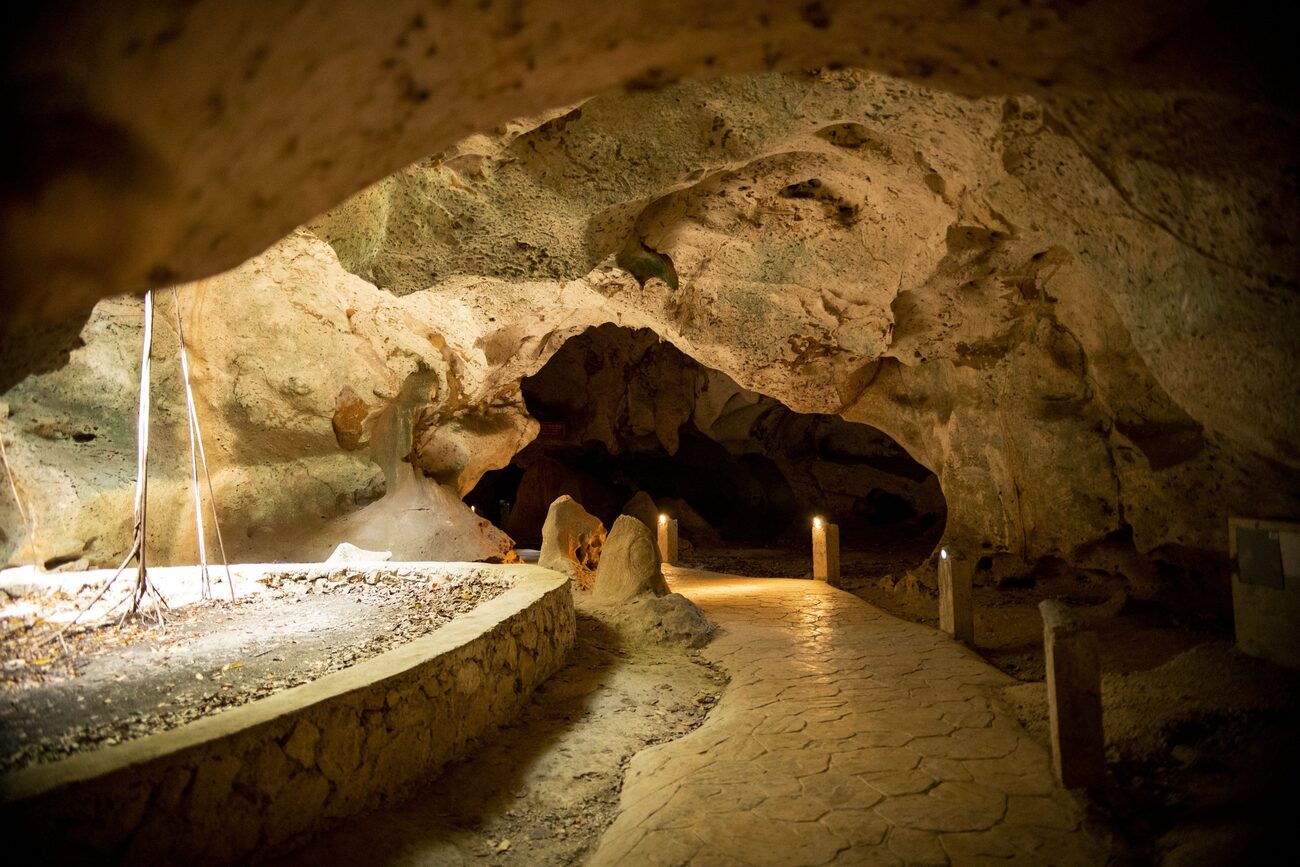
[940,548,948,560]
[659,514,667,525]
[471,505,476,513]
[813,516,823,529]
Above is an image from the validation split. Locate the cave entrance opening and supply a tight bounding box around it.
[466,324,945,575]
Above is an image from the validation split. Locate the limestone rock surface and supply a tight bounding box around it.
[593,592,716,649]
[2,63,1297,614]
[0,232,527,568]
[326,543,391,563]
[4,1,1285,330]
[538,496,606,588]
[619,492,660,534]
[592,515,669,604]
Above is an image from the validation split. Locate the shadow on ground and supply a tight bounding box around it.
[275,605,724,865]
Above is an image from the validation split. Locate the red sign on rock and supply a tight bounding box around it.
[538,421,566,440]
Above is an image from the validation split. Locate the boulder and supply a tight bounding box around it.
[620,491,660,533]
[538,495,605,588]
[593,515,669,603]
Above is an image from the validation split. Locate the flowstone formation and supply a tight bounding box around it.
[3,68,1298,614]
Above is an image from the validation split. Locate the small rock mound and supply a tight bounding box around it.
[585,592,716,649]
[326,542,392,563]
[538,495,606,588]
[585,515,714,646]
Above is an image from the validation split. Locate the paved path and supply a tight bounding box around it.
[588,569,1109,866]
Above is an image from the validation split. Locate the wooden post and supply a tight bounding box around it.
[1039,600,1106,789]
[657,515,678,566]
[812,518,840,586]
[937,549,975,645]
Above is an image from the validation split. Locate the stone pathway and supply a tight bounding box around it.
[588,569,1109,866]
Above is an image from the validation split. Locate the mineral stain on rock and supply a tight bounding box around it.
[331,386,372,451]
[615,235,679,291]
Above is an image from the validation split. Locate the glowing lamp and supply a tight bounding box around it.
[940,548,948,560]
[659,513,667,525]
[813,516,823,529]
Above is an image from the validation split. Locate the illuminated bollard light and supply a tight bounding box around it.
[1039,599,1106,789]
[812,516,840,586]
[657,514,679,566]
[937,547,975,645]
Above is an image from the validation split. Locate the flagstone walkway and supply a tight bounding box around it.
[588,568,1109,866]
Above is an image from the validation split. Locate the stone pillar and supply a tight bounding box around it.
[937,549,975,645]
[657,515,678,566]
[1039,600,1106,789]
[812,518,840,586]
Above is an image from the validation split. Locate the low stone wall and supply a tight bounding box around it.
[0,564,575,864]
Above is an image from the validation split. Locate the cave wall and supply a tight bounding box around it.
[0,233,525,567]
[512,324,946,546]
[5,1,1287,329]
[308,70,1299,578]
[2,63,1297,603]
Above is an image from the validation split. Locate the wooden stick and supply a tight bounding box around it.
[173,288,210,599]
[0,421,37,566]
[173,286,235,600]
[129,290,158,619]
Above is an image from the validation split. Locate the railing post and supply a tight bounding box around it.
[657,514,678,566]
[812,517,840,586]
[937,548,974,645]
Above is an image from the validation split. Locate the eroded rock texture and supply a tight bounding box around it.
[502,323,945,548]
[3,65,1298,609]
[538,496,606,588]
[0,233,527,567]
[2,2,1283,322]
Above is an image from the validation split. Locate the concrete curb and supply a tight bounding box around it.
[1,563,575,864]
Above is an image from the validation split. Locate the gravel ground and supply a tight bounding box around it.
[275,599,726,866]
[0,565,512,773]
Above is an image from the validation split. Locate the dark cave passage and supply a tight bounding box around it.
[466,324,946,553]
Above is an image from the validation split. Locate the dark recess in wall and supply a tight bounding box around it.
[466,325,945,550]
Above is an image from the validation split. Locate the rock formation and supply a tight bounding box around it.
[325,543,391,564]
[504,456,621,549]
[592,515,669,604]
[619,492,661,535]
[0,234,526,567]
[1,49,1297,613]
[537,496,605,588]
[3,2,1287,331]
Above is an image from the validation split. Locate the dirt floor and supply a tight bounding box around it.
[0,564,512,772]
[1,557,726,866]
[4,540,1296,865]
[685,542,1300,867]
[275,595,725,866]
